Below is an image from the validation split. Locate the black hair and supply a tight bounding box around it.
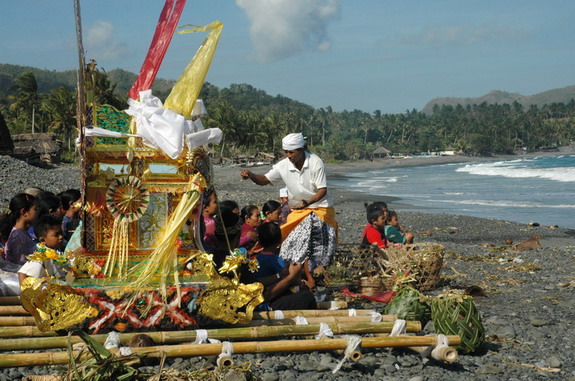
[385,210,398,224]
[256,222,282,248]
[367,207,385,224]
[262,200,281,216]
[219,200,239,214]
[240,204,258,222]
[202,187,216,210]
[36,192,61,217]
[365,201,388,211]
[58,189,81,211]
[34,215,62,241]
[0,193,36,242]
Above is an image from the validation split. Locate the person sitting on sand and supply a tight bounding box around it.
[262,200,282,224]
[219,200,240,215]
[58,189,82,241]
[253,222,316,310]
[239,204,262,251]
[385,210,414,245]
[360,202,388,245]
[200,187,218,253]
[362,207,388,249]
[278,187,290,225]
[18,215,67,285]
[1,193,38,265]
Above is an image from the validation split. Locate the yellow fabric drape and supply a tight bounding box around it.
[280,207,338,241]
[164,21,223,117]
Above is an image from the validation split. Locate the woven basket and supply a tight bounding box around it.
[378,242,445,291]
[384,286,431,323]
[431,294,485,353]
[326,243,385,284]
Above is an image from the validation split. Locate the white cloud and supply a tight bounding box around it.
[85,20,128,61]
[236,0,340,63]
[402,25,527,47]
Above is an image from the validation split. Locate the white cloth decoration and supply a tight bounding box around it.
[191,99,208,119]
[84,126,139,138]
[389,319,407,337]
[295,316,309,325]
[282,133,305,150]
[193,329,209,344]
[218,341,234,361]
[104,331,121,349]
[431,334,450,360]
[348,308,357,317]
[369,312,383,323]
[119,347,133,356]
[185,128,222,150]
[279,187,289,198]
[315,322,334,339]
[274,310,285,320]
[125,89,186,159]
[332,335,362,374]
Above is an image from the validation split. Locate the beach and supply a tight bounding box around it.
[0,154,574,379]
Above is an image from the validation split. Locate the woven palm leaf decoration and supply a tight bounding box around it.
[431,294,485,353]
[384,286,431,323]
[106,176,150,222]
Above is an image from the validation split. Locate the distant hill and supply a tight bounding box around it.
[422,85,575,114]
[0,64,175,97]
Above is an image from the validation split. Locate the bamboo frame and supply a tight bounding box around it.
[0,306,29,315]
[0,297,21,305]
[0,321,421,350]
[0,316,36,326]
[252,310,376,319]
[244,315,396,327]
[0,326,57,338]
[0,335,460,368]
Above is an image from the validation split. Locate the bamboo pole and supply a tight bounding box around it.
[0,326,56,338]
[0,297,21,305]
[253,309,376,319]
[0,306,29,315]
[316,301,348,309]
[244,315,396,326]
[0,316,36,326]
[0,321,422,350]
[0,335,461,368]
[374,333,458,363]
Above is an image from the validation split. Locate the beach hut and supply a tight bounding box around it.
[373,146,391,158]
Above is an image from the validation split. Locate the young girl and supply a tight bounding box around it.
[239,204,261,250]
[361,207,388,249]
[262,200,282,223]
[58,189,81,241]
[0,193,38,264]
[385,211,414,244]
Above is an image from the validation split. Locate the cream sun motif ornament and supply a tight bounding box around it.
[106,176,150,222]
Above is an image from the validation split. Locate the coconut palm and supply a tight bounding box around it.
[9,72,40,133]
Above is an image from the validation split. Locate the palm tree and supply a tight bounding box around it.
[42,86,77,150]
[9,72,40,133]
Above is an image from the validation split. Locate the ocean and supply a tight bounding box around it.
[328,155,575,229]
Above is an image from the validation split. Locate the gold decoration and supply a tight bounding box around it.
[187,251,264,324]
[106,175,149,222]
[20,277,98,332]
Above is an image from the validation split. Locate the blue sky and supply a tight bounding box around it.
[1,0,574,114]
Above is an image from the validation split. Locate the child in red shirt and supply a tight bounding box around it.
[361,207,388,249]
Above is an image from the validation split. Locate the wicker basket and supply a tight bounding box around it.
[377,242,445,291]
[326,243,385,285]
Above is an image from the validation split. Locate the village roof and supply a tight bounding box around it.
[372,146,391,154]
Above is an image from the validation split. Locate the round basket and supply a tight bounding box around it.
[106,176,150,222]
[384,286,431,323]
[431,294,485,353]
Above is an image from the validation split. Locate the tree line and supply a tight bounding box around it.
[1,70,574,162]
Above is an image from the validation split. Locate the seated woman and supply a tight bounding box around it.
[254,222,316,310]
[239,205,261,251]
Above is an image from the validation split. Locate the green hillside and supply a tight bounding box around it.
[422,85,575,114]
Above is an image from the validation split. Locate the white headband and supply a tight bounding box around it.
[282,133,305,150]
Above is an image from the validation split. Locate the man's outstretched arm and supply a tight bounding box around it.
[240,170,271,186]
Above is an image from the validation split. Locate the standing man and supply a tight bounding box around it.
[240,133,337,273]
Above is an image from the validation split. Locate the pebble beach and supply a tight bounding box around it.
[1,154,574,380]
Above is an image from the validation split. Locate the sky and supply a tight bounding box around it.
[1,0,574,114]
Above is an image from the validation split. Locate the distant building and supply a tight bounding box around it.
[372,146,391,158]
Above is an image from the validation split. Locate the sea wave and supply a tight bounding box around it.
[455,162,575,182]
[442,199,575,209]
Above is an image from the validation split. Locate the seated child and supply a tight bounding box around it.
[18,215,67,284]
[360,202,388,245]
[385,211,414,244]
[254,222,316,310]
[278,188,291,225]
[361,207,388,249]
[58,189,82,241]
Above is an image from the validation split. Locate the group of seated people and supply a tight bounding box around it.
[0,188,82,295]
[361,201,414,249]
[200,187,317,311]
